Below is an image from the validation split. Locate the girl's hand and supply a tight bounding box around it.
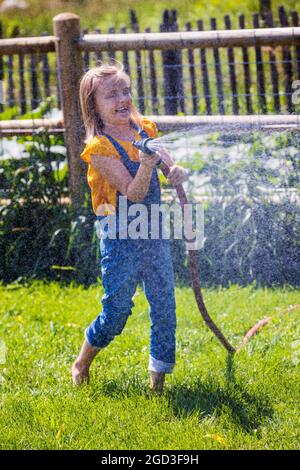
[156,146,175,166]
[138,150,161,169]
[167,165,188,186]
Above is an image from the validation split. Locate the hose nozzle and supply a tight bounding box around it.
[132,137,156,156]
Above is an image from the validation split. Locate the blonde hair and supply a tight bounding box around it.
[79,61,142,143]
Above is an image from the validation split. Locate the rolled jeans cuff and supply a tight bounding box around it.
[148,355,175,374]
[84,328,103,350]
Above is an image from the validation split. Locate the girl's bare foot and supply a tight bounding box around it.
[149,371,165,394]
[71,340,100,386]
[72,361,90,385]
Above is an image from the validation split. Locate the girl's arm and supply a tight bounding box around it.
[90,152,160,203]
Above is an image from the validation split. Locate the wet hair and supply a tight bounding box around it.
[79,60,142,143]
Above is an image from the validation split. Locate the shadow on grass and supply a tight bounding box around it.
[94,354,273,434]
[166,353,274,434]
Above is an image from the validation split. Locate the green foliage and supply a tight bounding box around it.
[0,130,99,285]
[0,97,54,122]
[18,96,54,120]
[1,133,65,204]
[1,0,299,37]
[0,129,299,287]
[0,106,20,121]
[181,131,300,287]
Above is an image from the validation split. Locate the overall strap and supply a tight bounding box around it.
[97,123,161,229]
[131,122,149,140]
[102,123,149,171]
[104,133,132,168]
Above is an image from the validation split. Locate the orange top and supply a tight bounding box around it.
[80,117,158,216]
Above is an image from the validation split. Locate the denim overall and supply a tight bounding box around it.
[85,125,177,373]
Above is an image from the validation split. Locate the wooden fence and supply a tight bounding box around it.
[0,8,300,207]
[1,6,299,117]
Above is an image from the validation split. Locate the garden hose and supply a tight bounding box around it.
[133,137,236,354]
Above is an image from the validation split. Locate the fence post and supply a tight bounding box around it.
[53,12,86,210]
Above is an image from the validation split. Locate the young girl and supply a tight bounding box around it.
[72,62,187,393]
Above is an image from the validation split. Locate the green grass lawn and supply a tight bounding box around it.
[0,280,299,450]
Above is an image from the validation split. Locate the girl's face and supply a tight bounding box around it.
[95,73,133,128]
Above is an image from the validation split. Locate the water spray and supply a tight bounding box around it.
[133,136,236,354]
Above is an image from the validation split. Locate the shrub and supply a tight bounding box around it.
[0,130,299,287]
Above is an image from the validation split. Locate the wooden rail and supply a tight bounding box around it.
[1,114,299,136]
[0,118,64,136]
[0,36,56,55]
[149,114,300,131]
[78,27,300,51]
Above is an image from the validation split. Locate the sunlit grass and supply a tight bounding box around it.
[1,0,299,36]
[0,280,299,449]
